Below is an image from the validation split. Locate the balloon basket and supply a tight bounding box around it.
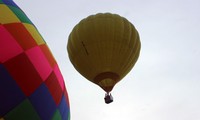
[104,93,113,104]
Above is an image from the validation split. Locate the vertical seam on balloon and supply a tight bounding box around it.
[121,30,141,76]
[120,25,138,76]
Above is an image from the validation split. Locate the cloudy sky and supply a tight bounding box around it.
[15,0,200,120]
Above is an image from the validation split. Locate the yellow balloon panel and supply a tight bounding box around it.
[23,23,45,45]
[67,13,141,92]
[0,5,20,24]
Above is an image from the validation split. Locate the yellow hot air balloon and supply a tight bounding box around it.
[67,13,141,104]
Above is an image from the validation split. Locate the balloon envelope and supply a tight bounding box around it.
[67,13,141,92]
[0,1,70,120]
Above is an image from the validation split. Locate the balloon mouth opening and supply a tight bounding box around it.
[93,72,119,92]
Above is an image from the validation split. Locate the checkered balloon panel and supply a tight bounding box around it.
[0,0,70,120]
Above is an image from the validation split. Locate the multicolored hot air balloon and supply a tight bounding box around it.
[0,0,70,119]
[67,13,141,104]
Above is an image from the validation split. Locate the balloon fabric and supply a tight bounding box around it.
[0,0,70,119]
[67,13,140,94]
